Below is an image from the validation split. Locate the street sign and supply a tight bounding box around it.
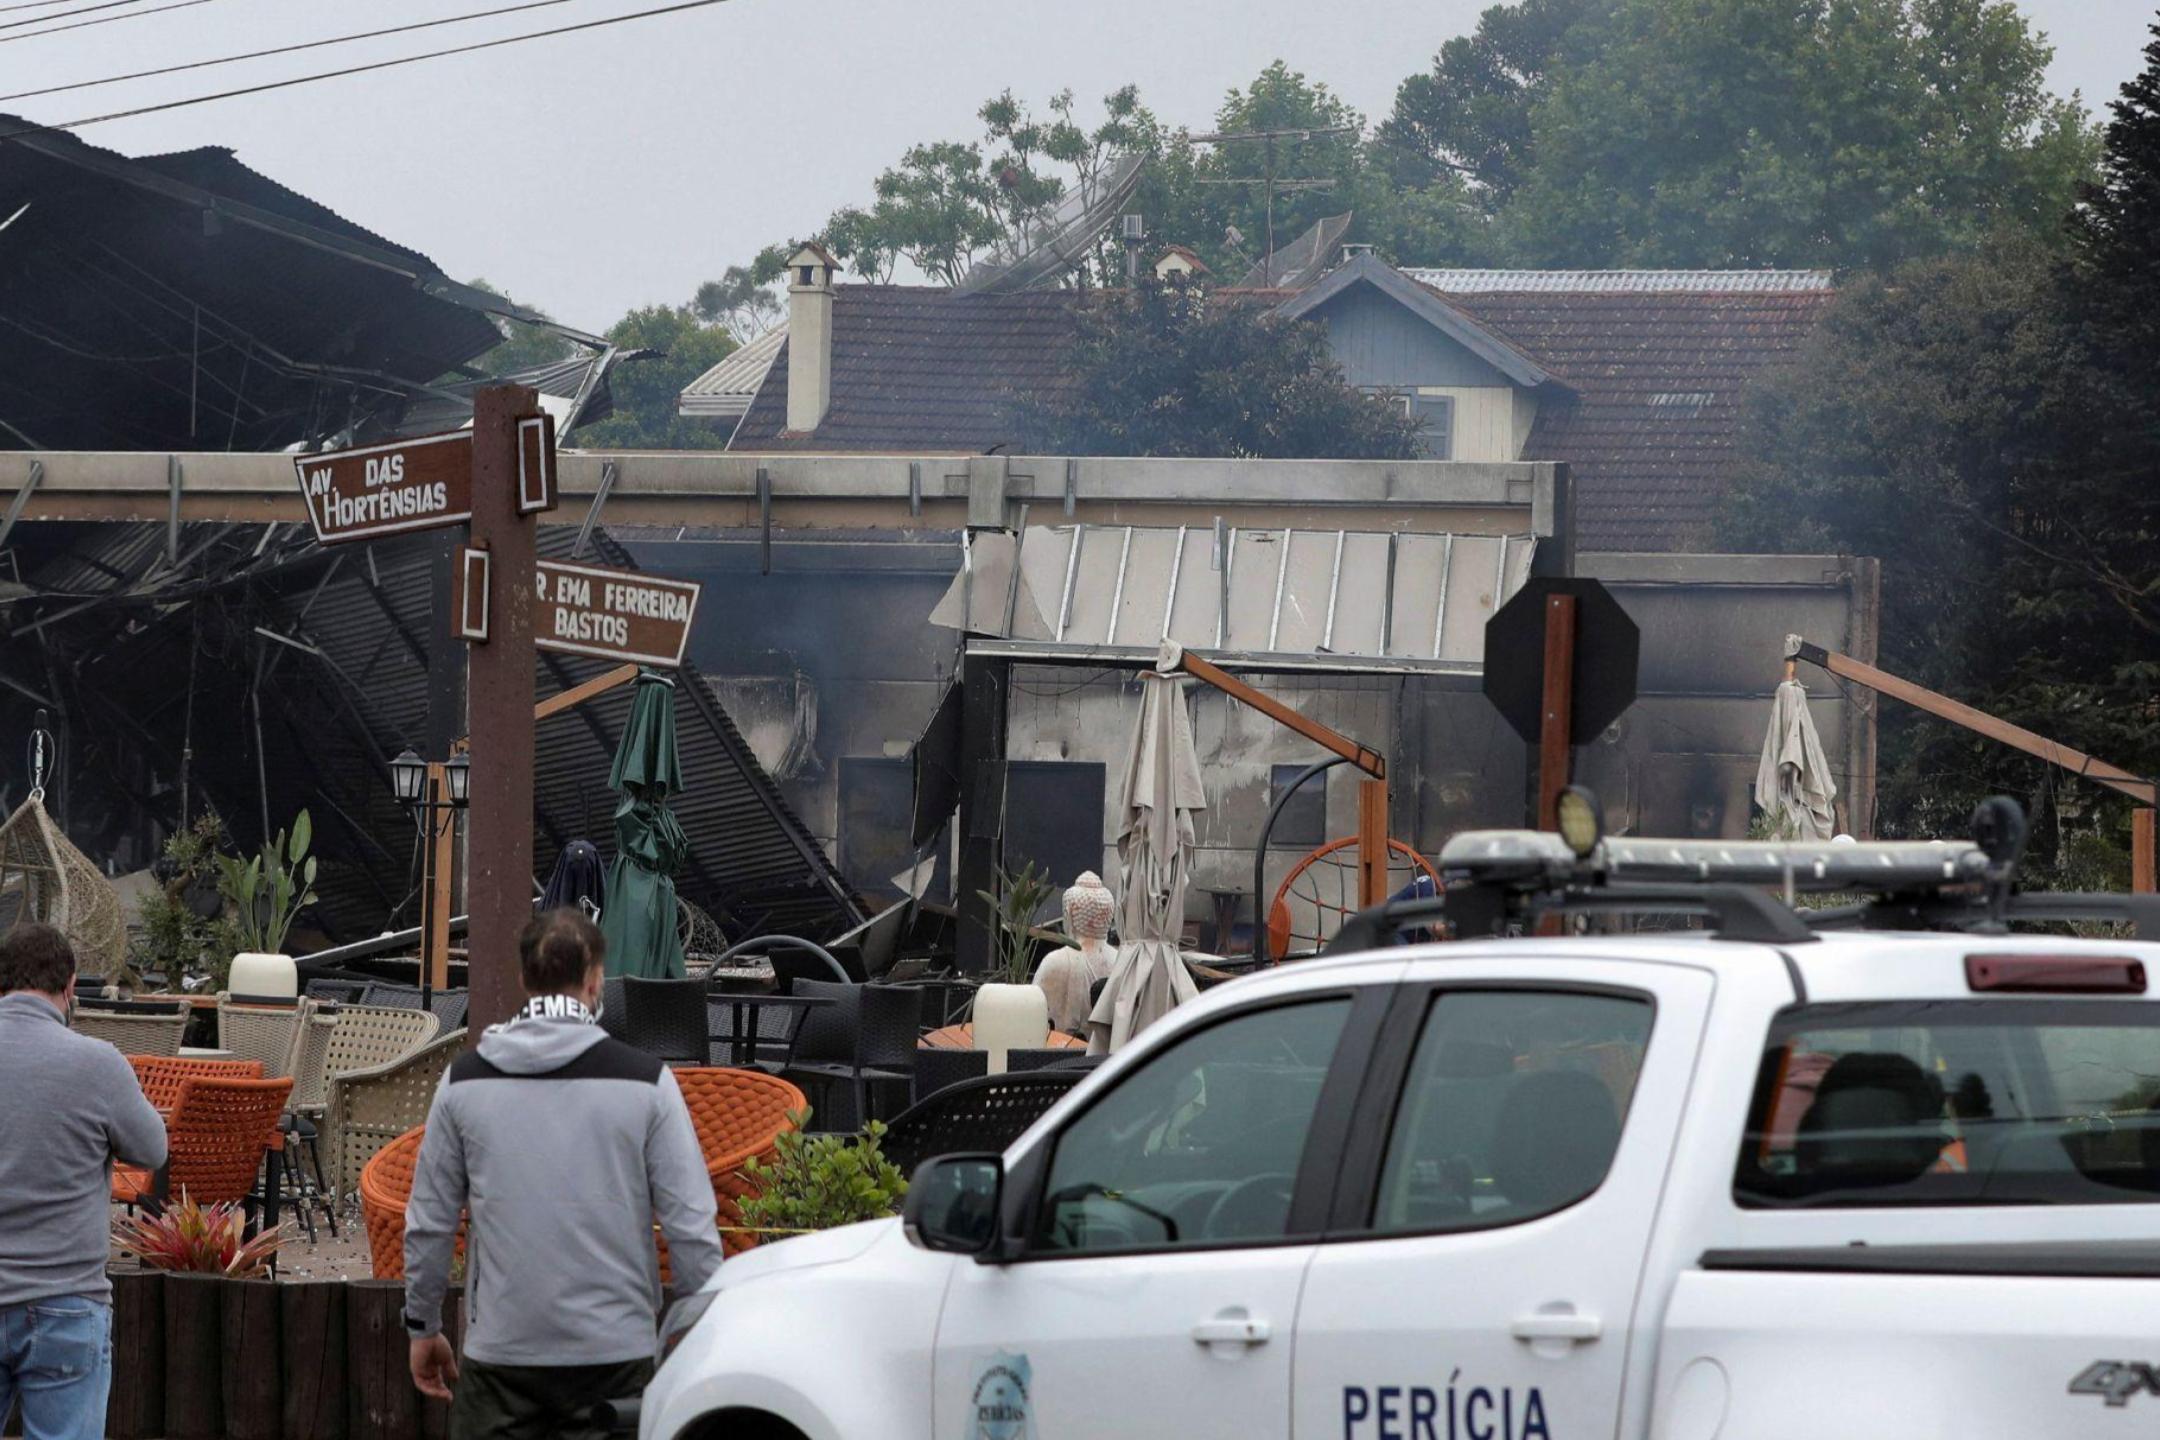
[1483,577,1639,745]
[292,431,473,544]
[535,558,701,667]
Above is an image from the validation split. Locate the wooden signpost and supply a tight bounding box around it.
[296,395,706,1032]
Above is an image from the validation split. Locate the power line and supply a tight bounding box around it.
[1,0,585,101]
[0,0,93,14]
[0,0,141,32]
[0,0,736,135]
[1,0,214,44]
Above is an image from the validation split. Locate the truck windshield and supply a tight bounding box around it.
[1736,999,2160,1208]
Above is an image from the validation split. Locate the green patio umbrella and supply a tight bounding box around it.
[601,669,689,979]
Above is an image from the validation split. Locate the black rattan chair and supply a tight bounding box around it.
[912,1046,989,1104]
[303,979,370,1005]
[622,976,709,1065]
[429,990,470,1031]
[783,980,919,1131]
[881,1071,1086,1175]
[1003,1048,1074,1074]
[598,977,632,1041]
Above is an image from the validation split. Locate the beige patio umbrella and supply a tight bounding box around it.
[1088,670,1205,1054]
[1755,674,1838,840]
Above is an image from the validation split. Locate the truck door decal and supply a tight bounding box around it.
[1342,1373,1552,1440]
[2071,1360,2160,1407]
[967,1352,1035,1440]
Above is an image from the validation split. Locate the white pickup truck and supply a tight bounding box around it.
[639,824,2160,1440]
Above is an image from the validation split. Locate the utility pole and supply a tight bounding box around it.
[1189,124,1354,280]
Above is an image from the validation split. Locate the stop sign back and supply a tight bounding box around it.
[1483,577,1640,744]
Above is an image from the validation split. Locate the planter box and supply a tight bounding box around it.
[105,1271,464,1440]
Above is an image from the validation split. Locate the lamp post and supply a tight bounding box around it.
[392,748,471,1009]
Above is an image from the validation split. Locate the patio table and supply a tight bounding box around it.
[709,993,834,1068]
[919,1024,1085,1052]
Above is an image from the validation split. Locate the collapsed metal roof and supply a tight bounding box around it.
[0,517,861,945]
[0,117,600,453]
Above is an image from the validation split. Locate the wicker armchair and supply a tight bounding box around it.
[320,1005,440,1093]
[128,1054,263,1111]
[672,1067,806,1257]
[72,1008,187,1057]
[358,1126,455,1279]
[112,1074,293,1208]
[325,1028,464,1200]
[217,997,312,1078]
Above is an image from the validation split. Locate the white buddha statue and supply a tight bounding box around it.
[1035,871,1118,1035]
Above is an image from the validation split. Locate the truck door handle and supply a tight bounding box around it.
[1509,1311,1601,1345]
[1192,1309,1271,1348]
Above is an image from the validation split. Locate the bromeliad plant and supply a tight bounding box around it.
[114,1194,283,1278]
[737,1110,909,1238]
[216,809,319,956]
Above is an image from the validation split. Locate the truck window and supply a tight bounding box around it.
[1371,990,1654,1234]
[1737,999,2160,1207]
[1033,998,1350,1255]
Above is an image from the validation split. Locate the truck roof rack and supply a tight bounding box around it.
[1322,798,2160,954]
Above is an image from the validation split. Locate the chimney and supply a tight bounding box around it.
[785,242,837,433]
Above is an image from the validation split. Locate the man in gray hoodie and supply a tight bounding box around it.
[404,909,722,1439]
[0,923,168,1440]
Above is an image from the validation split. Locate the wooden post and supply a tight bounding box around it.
[108,1270,166,1440]
[1538,594,1577,829]
[279,1281,348,1440]
[2135,808,2156,896]
[465,385,541,1035]
[1356,777,1389,908]
[344,1281,416,1440]
[218,1279,283,1440]
[419,764,454,995]
[161,1273,224,1440]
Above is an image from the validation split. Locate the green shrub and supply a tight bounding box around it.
[738,1110,908,1237]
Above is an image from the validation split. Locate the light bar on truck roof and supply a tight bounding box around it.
[1437,830,1989,895]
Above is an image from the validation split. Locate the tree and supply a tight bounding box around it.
[463,278,578,376]
[809,87,1152,287]
[1014,281,1421,460]
[1497,0,2098,271]
[692,254,787,342]
[1376,0,1612,201]
[1721,233,2150,871]
[568,305,737,451]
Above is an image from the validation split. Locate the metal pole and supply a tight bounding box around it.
[1252,755,1349,967]
[1538,594,1578,829]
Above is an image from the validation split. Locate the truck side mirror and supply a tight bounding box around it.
[903,1154,1005,1257]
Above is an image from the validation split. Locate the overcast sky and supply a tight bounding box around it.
[13,0,2151,328]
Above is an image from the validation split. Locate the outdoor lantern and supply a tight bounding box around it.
[444,751,472,808]
[390,748,427,807]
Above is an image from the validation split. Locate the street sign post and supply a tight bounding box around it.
[292,431,474,544]
[1484,577,1640,828]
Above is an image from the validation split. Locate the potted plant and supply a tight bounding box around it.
[131,813,242,994]
[216,810,319,1000]
[737,1112,909,1243]
[113,1197,283,1440]
[970,862,1056,1073]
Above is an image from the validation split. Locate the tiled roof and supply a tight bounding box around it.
[728,287,1088,453]
[1409,268,1834,294]
[1437,280,1836,552]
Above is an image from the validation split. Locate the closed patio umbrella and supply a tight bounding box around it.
[601,670,689,978]
[1088,671,1204,1054]
[1754,677,1837,841]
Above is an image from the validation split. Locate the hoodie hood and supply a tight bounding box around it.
[476,1012,609,1075]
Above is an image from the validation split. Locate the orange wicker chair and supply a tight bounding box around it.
[673,1067,806,1257]
[127,1054,264,1112]
[112,1074,293,1208]
[359,1126,451,1280]
[360,1071,805,1280]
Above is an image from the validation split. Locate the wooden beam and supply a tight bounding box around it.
[2136,809,2156,896]
[1357,778,1389,908]
[534,663,640,724]
[1173,649,1385,779]
[1799,643,2155,807]
[421,763,453,996]
[1537,594,1577,829]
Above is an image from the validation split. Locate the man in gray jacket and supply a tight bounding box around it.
[0,923,168,1440]
[404,909,722,1439]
